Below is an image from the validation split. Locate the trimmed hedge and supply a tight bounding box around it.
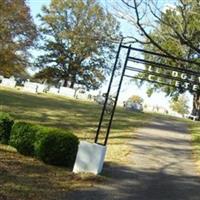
[36,129,79,167]
[0,112,14,144]
[9,122,39,156]
[9,121,79,167]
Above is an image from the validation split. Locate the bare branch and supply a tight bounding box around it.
[133,0,177,58]
[117,0,200,59]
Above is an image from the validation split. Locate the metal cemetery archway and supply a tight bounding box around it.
[95,40,200,146]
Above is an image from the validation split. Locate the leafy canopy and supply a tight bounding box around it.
[128,95,143,104]
[141,1,200,98]
[36,0,120,89]
[170,95,189,116]
[0,0,37,77]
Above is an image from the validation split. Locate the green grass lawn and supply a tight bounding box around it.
[0,87,154,199]
[0,87,152,163]
[188,121,200,171]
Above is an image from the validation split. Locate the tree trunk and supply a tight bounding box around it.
[191,92,200,119]
[70,81,75,88]
[63,79,68,87]
[70,74,76,88]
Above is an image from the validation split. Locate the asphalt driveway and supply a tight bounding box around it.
[67,119,200,200]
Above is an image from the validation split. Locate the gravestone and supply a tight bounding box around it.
[73,141,107,175]
[48,87,60,95]
[0,75,4,82]
[23,81,47,93]
[37,83,47,93]
[1,77,16,88]
[59,87,75,98]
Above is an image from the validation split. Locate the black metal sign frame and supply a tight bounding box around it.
[95,40,200,146]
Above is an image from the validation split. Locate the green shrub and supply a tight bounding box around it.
[34,126,55,154]
[0,112,14,144]
[9,122,79,167]
[9,122,39,156]
[36,129,79,167]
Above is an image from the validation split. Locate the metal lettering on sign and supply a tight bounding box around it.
[95,39,200,146]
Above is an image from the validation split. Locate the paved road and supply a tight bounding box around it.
[67,119,200,200]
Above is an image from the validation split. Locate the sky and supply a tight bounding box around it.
[27,0,192,110]
[27,0,49,21]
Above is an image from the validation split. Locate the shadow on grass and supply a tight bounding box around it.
[0,145,103,200]
[0,88,151,138]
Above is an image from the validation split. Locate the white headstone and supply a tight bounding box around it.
[0,75,4,81]
[59,87,75,98]
[48,87,59,94]
[1,78,16,88]
[23,82,47,93]
[37,83,47,93]
[73,141,107,175]
[23,82,38,93]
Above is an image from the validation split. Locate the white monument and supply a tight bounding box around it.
[37,83,47,93]
[23,81,47,93]
[1,77,16,88]
[59,87,75,98]
[48,87,60,95]
[73,141,107,175]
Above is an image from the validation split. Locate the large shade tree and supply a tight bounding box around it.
[112,0,200,118]
[0,0,37,77]
[170,95,189,117]
[36,0,120,90]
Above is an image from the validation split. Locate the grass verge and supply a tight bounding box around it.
[187,120,200,172]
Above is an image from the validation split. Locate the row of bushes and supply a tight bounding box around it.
[0,112,79,167]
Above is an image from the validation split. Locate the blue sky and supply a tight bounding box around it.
[27,0,192,109]
[28,0,50,21]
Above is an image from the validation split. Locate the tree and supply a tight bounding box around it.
[170,95,189,117]
[36,0,120,90]
[0,0,37,77]
[33,67,61,84]
[111,0,200,118]
[128,95,143,104]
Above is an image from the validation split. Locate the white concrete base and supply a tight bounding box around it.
[73,141,107,175]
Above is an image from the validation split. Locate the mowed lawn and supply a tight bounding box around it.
[0,87,152,200]
[188,121,200,171]
[0,87,152,162]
